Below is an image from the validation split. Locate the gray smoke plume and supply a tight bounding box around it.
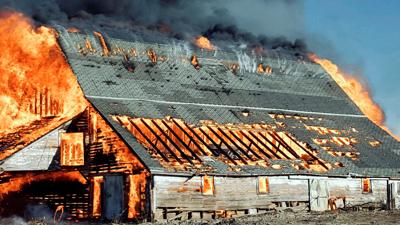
[0,0,307,54]
[0,216,27,225]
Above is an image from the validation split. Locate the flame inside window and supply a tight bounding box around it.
[258,176,270,194]
[362,178,372,193]
[60,132,84,166]
[202,175,214,196]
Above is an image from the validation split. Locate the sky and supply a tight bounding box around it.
[303,0,400,135]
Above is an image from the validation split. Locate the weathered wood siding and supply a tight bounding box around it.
[1,126,63,171]
[153,175,392,214]
[153,175,308,211]
[388,180,400,209]
[326,178,387,207]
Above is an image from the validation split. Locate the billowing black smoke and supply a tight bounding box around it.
[0,0,307,54]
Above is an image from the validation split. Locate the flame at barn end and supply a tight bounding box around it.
[0,171,87,201]
[0,11,86,134]
[309,54,399,141]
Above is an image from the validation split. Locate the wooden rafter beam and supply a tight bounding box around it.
[238,130,274,159]
[149,119,194,165]
[197,127,239,165]
[247,130,282,159]
[206,126,248,165]
[216,127,254,161]
[171,119,210,156]
[160,120,203,162]
[140,118,183,164]
[226,129,263,160]
[125,118,170,162]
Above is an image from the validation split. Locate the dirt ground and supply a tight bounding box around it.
[143,210,400,225]
[4,210,400,225]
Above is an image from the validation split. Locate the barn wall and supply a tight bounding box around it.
[326,178,387,207]
[153,175,308,219]
[152,175,393,220]
[389,180,400,209]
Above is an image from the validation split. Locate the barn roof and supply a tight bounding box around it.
[56,27,400,178]
[0,117,73,168]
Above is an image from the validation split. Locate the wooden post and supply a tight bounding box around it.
[44,88,48,116]
[39,91,43,117]
[34,89,38,115]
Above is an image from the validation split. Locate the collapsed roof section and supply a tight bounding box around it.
[0,121,70,171]
[55,27,400,177]
[113,115,333,173]
[0,117,73,163]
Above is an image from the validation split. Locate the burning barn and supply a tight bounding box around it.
[1,14,400,223]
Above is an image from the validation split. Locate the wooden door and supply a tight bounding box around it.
[103,175,124,221]
[309,179,329,211]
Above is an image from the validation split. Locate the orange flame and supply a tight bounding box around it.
[195,36,215,50]
[91,110,144,173]
[93,31,110,56]
[60,132,85,166]
[147,48,157,64]
[0,171,87,200]
[309,54,399,141]
[257,63,265,73]
[53,205,65,223]
[0,11,86,134]
[67,27,80,33]
[92,176,103,218]
[257,63,272,75]
[190,55,200,70]
[127,173,147,219]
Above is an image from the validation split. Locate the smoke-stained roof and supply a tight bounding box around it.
[57,28,400,178]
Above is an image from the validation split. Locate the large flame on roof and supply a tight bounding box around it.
[195,36,215,50]
[309,54,399,141]
[0,11,85,133]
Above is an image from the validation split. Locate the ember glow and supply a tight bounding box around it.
[195,36,215,50]
[309,54,399,141]
[0,11,86,133]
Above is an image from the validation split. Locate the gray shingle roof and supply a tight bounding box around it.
[56,27,400,178]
